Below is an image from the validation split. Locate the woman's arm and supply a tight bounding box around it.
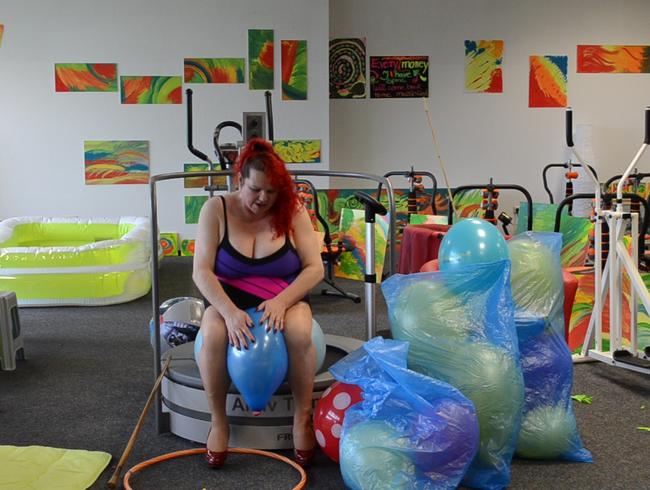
[259,206,324,330]
[192,197,255,348]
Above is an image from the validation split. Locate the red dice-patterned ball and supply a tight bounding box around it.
[313,381,363,463]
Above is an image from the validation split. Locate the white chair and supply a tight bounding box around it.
[0,291,24,371]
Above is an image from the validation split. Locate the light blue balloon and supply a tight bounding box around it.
[438,218,509,271]
[312,318,326,374]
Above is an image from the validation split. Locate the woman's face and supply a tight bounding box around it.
[239,168,278,217]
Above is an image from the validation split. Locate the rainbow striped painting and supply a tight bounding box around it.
[120,76,182,104]
[185,196,208,224]
[84,140,149,185]
[281,40,307,100]
[0,24,4,47]
[184,58,245,83]
[249,29,274,90]
[273,139,320,163]
[465,40,503,93]
[577,45,650,73]
[55,63,118,92]
[529,55,567,108]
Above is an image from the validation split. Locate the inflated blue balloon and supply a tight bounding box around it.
[228,308,288,412]
[438,218,509,271]
[195,317,326,375]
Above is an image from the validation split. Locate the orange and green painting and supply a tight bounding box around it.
[529,55,567,108]
[184,58,245,83]
[181,239,196,256]
[120,76,182,104]
[185,196,208,224]
[281,40,307,100]
[577,45,650,73]
[183,163,227,189]
[160,233,179,256]
[55,63,118,92]
[464,40,503,93]
[273,140,320,163]
[84,140,149,185]
[249,29,274,90]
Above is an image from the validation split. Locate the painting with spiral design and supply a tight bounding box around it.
[529,55,567,108]
[329,38,366,99]
[55,63,118,92]
[184,58,245,83]
[577,45,650,73]
[120,75,182,104]
[464,40,503,93]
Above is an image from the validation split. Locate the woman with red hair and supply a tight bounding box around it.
[193,138,324,468]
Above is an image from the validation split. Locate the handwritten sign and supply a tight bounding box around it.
[369,56,429,98]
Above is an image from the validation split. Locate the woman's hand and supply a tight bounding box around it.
[258,297,289,332]
[223,307,255,350]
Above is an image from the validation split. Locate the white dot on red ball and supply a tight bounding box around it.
[315,429,326,447]
[331,424,342,438]
[333,392,351,410]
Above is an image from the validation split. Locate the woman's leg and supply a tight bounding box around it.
[283,301,317,451]
[197,306,230,452]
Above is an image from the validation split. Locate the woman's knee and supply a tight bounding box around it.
[284,303,314,351]
[200,306,228,347]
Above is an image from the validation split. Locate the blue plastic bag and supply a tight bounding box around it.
[330,337,479,490]
[382,260,524,490]
[509,232,592,462]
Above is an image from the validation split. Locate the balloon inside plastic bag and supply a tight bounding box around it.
[329,337,479,490]
[382,260,524,490]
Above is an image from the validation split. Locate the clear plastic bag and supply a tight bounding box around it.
[330,337,479,490]
[382,260,524,490]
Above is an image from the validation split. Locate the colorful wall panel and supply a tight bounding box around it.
[249,29,274,90]
[464,40,503,93]
[281,40,307,100]
[329,38,367,99]
[84,140,149,185]
[55,63,118,92]
[184,58,245,83]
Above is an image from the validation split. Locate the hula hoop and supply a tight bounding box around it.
[122,447,307,490]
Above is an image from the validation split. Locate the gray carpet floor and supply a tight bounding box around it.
[1,256,649,489]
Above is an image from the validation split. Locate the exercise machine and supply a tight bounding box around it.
[565,107,650,373]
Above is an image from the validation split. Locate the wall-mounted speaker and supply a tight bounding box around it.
[243,112,266,141]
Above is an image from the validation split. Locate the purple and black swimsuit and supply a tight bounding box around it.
[213,195,304,309]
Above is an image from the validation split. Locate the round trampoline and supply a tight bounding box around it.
[161,333,363,449]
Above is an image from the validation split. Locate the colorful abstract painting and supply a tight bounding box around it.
[159,232,179,256]
[183,163,227,189]
[516,202,592,267]
[0,24,4,47]
[370,56,429,98]
[184,58,245,83]
[281,40,307,100]
[120,76,182,104]
[273,140,320,163]
[529,55,567,108]
[249,29,274,90]
[567,265,650,355]
[185,196,208,224]
[329,38,367,99]
[336,208,390,282]
[55,63,118,92]
[409,214,448,225]
[181,239,196,256]
[577,45,650,73]
[465,40,503,93]
[84,140,149,185]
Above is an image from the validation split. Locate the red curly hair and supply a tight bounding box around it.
[234,138,299,237]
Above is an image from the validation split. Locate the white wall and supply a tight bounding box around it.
[0,0,330,237]
[330,0,650,215]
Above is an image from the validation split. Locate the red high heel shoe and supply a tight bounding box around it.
[205,449,228,469]
[205,428,228,469]
[293,448,315,467]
